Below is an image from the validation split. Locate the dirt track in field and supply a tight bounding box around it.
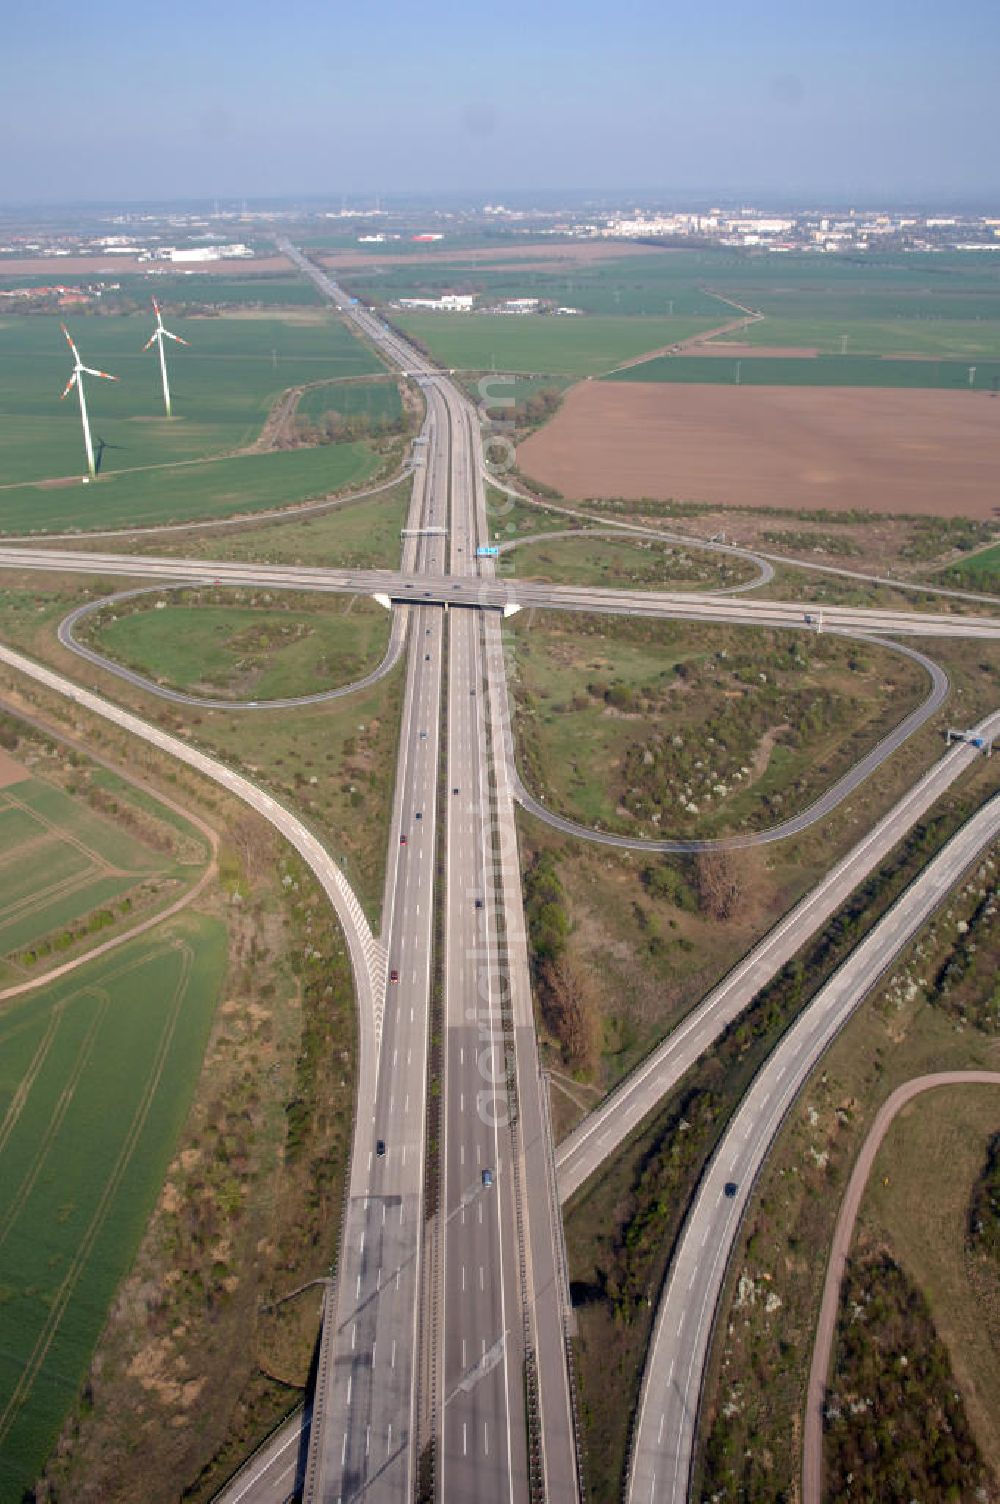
[518,382,1000,518]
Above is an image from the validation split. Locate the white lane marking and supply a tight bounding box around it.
[463,1422,467,1457]
[479,1265,484,1291]
[462,1338,467,1367]
[484,1421,489,1457]
[351,1323,356,1350]
[341,1433,347,1465]
[355,1274,361,1297]
[365,1425,370,1458]
[347,1374,352,1404]
[391,1339,396,1369]
[387,1422,392,1455]
[462,1265,466,1292]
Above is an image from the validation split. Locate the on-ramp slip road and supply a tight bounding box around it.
[556,706,1000,1205]
[628,787,1000,1504]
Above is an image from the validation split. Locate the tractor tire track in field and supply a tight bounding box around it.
[0,696,219,1004]
[0,989,109,1250]
[0,939,194,1448]
[0,1006,63,1160]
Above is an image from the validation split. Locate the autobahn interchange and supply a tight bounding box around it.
[1,243,998,1504]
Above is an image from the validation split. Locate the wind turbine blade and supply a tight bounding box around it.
[61,323,80,358]
[143,331,159,351]
[162,329,188,345]
[60,372,78,399]
[82,366,119,382]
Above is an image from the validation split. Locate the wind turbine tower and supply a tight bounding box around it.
[144,298,189,417]
[60,325,119,479]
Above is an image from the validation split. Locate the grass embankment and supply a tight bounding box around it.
[696,837,1000,1502]
[80,590,391,701]
[560,764,1000,1504]
[0,574,403,921]
[511,612,927,839]
[514,630,1000,1131]
[94,473,413,571]
[578,494,998,579]
[823,1250,993,1502]
[0,685,361,1504]
[499,532,757,591]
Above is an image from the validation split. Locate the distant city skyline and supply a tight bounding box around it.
[2,0,999,205]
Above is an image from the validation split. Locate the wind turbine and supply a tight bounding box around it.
[143,298,189,416]
[60,325,119,480]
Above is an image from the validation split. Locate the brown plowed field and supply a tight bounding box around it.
[518,382,1000,518]
[318,241,658,270]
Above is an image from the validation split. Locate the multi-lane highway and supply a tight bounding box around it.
[303,376,451,1504]
[556,705,1000,1202]
[3,235,999,1504]
[4,547,1000,638]
[296,246,579,1504]
[628,785,1000,1504]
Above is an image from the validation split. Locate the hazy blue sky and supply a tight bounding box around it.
[2,0,998,204]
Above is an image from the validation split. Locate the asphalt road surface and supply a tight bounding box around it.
[303,377,452,1504]
[628,786,1000,1504]
[4,547,1000,639]
[512,635,949,853]
[556,706,1000,1205]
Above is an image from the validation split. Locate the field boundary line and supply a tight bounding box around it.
[0,940,194,1446]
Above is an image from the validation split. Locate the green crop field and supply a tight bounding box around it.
[605,353,1000,389]
[0,311,383,488]
[85,592,391,700]
[729,316,1000,358]
[0,441,380,535]
[0,773,208,985]
[129,475,413,571]
[297,378,403,424]
[338,251,728,318]
[391,312,719,376]
[0,916,227,1502]
[945,541,1000,578]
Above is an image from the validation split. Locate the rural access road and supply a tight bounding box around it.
[556,705,1000,1204]
[801,1070,1000,1504]
[484,474,1000,610]
[627,785,1000,1504]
